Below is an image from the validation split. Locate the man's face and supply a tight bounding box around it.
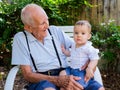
[29,8,49,40]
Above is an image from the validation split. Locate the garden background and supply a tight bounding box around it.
[0,0,120,90]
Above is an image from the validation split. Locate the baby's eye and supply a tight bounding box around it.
[74,32,78,34]
[82,32,85,35]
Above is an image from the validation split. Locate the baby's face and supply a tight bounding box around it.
[73,25,91,47]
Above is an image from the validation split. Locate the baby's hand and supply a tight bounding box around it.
[61,44,66,53]
[84,67,94,82]
[61,44,70,56]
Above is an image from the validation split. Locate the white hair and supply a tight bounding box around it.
[21,4,44,26]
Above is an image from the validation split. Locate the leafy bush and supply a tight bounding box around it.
[92,19,120,72]
[0,1,28,68]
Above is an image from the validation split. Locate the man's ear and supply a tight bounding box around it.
[24,25,32,33]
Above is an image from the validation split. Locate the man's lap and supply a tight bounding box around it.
[27,67,103,90]
[27,80,59,90]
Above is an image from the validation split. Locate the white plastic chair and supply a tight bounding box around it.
[4,65,20,90]
[94,67,103,85]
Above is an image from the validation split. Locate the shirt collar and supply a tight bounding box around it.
[24,30,52,43]
[81,41,92,49]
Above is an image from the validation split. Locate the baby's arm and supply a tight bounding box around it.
[61,44,70,56]
[85,60,98,82]
[84,44,100,82]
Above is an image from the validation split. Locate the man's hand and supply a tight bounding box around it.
[52,75,83,90]
[65,75,83,90]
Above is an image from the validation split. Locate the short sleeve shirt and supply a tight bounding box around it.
[12,26,73,72]
[69,41,100,69]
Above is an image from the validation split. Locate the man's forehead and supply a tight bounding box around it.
[32,12,48,26]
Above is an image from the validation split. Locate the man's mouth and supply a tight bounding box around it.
[43,29,47,32]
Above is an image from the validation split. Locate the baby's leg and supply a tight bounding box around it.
[59,70,67,90]
[44,88,56,90]
[85,79,104,90]
[98,87,105,90]
[60,88,65,90]
[72,70,88,88]
[59,70,67,76]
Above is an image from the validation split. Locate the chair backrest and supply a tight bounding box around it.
[57,26,74,38]
[57,26,74,63]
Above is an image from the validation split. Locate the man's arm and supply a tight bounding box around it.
[20,65,83,90]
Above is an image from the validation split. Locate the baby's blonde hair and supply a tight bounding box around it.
[75,20,91,32]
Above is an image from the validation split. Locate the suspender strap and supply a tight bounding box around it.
[48,29,62,67]
[23,28,62,72]
[23,31,38,72]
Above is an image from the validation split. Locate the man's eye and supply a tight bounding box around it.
[40,22,44,25]
[41,21,48,25]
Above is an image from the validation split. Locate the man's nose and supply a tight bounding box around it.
[43,21,49,30]
[45,21,49,29]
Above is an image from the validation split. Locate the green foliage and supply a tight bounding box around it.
[0,1,27,52]
[92,19,120,72]
[58,0,92,25]
[0,0,119,72]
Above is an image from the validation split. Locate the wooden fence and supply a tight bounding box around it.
[89,0,120,25]
[60,0,120,25]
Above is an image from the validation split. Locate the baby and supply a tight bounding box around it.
[60,20,105,90]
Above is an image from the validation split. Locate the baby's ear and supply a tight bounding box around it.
[88,34,91,40]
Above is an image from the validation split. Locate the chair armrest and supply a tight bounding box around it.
[4,65,20,90]
[94,67,103,85]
